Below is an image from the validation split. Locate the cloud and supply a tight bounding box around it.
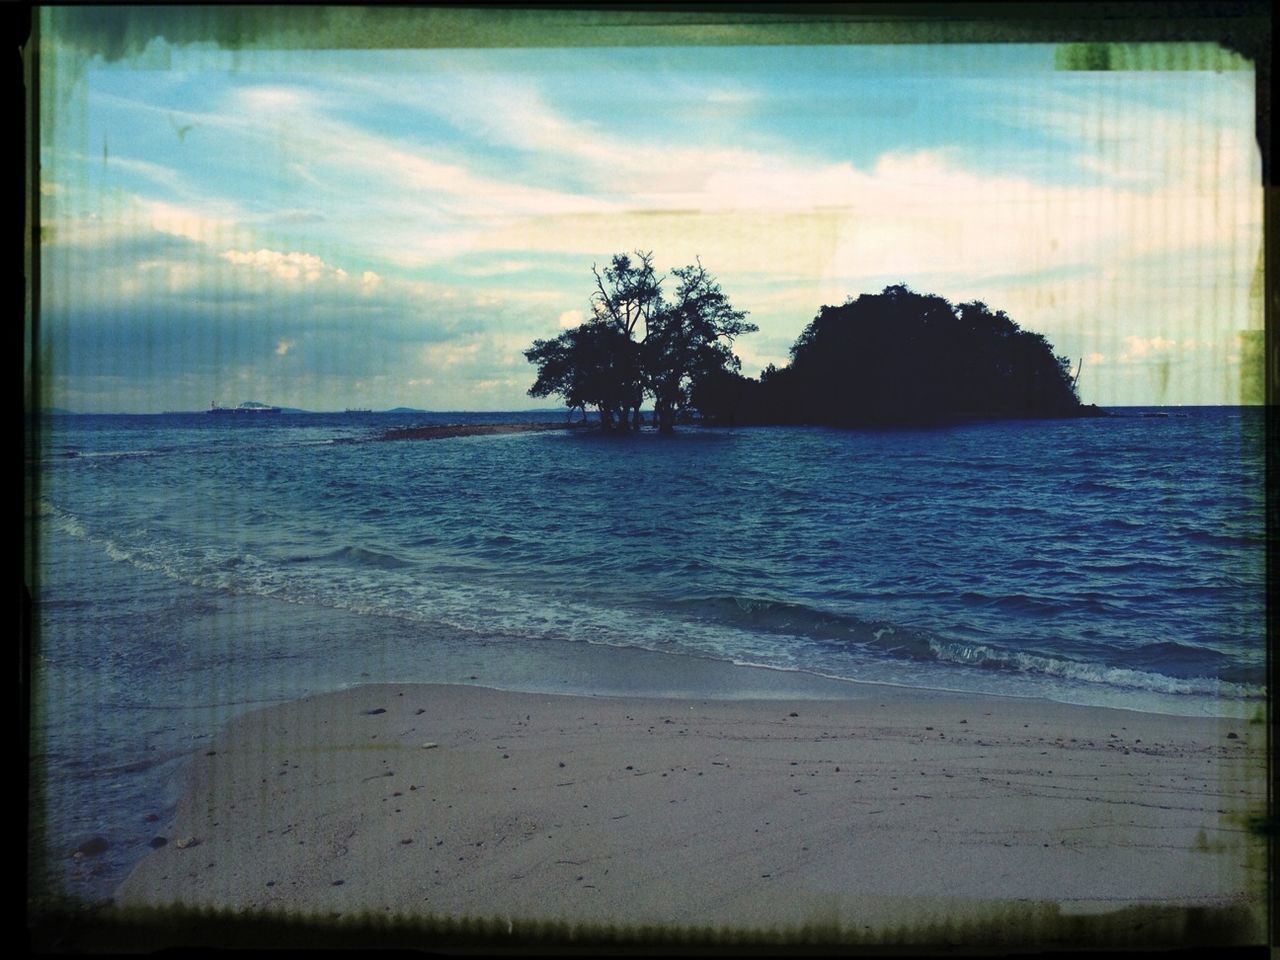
[452,260,536,277]
[1119,335,1179,363]
[222,248,336,283]
[223,83,619,222]
[41,46,1260,409]
[140,198,243,244]
[101,154,186,191]
[418,340,481,370]
[983,74,1260,195]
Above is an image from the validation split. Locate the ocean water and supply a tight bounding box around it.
[27,407,1266,902]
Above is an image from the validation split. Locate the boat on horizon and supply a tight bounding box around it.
[208,400,282,415]
[344,407,373,413]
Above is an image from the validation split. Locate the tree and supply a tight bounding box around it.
[589,252,663,432]
[694,285,1095,427]
[645,260,757,433]
[525,252,753,433]
[774,285,1085,424]
[524,323,633,430]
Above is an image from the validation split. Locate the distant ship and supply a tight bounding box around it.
[344,407,373,413]
[208,400,282,415]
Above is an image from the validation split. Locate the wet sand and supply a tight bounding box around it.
[115,682,1266,938]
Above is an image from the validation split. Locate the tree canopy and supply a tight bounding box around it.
[528,273,1097,432]
[695,285,1095,427]
[525,252,756,432]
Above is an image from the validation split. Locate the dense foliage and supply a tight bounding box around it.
[694,285,1091,426]
[528,273,1094,431]
[524,252,756,432]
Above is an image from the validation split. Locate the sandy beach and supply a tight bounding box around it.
[114,681,1267,940]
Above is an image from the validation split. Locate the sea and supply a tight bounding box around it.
[26,406,1267,904]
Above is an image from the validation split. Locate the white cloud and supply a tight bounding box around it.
[222,248,335,283]
[1119,335,1178,363]
[984,76,1259,195]
[134,258,202,294]
[226,84,618,222]
[453,260,536,277]
[418,340,481,370]
[103,155,186,191]
[240,86,307,110]
[142,198,240,244]
[44,52,1261,409]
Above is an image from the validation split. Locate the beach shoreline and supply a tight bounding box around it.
[114,680,1267,941]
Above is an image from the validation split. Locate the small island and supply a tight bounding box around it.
[695,284,1108,427]
[526,253,1104,431]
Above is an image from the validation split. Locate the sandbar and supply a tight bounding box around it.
[377,422,581,442]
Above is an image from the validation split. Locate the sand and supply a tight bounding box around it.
[114,682,1267,938]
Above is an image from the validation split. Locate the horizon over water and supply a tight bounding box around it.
[27,406,1266,903]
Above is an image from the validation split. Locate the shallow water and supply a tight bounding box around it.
[27,406,1266,901]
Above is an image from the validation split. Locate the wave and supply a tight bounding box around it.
[666,593,1263,699]
[957,590,1117,616]
[670,594,887,644]
[59,448,168,461]
[1070,479,1131,495]
[285,545,417,570]
[37,499,89,539]
[1182,529,1265,548]
[926,636,1264,699]
[40,502,1263,707]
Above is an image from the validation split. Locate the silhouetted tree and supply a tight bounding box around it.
[589,252,662,432]
[778,286,1082,424]
[524,323,633,430]
[645,260,756,433]
[699,285,1091,427]
[525,252,753,432]
[530,278,1090,431]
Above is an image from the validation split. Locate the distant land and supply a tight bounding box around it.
[30,406,581,416]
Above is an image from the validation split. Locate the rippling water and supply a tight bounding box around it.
[27,406,1266,900]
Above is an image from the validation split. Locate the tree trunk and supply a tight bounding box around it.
[655,389,678,433]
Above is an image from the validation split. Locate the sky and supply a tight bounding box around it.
[35,11,1263,412]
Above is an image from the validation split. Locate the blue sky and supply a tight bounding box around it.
[38,14,1262,412]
